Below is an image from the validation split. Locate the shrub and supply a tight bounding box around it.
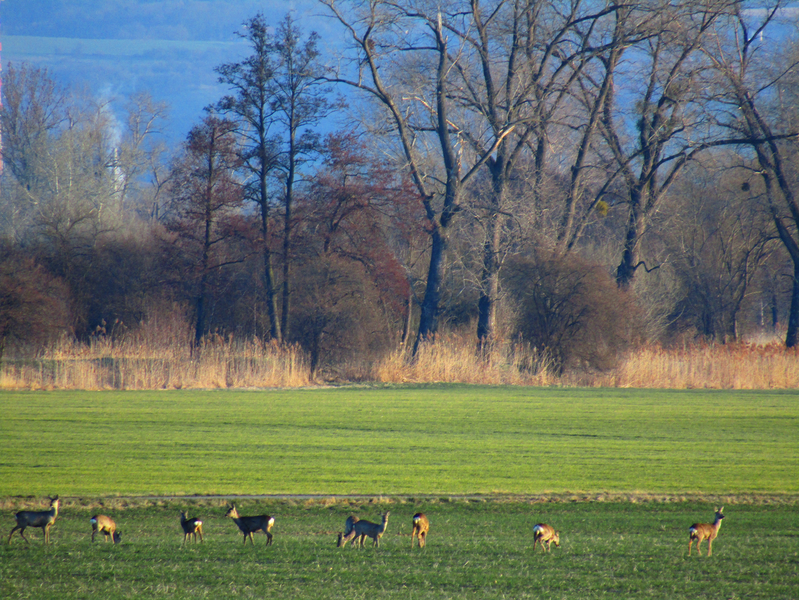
[289,255,396,376]
[502,251,644,373]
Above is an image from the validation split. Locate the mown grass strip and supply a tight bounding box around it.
[1,386,797,496]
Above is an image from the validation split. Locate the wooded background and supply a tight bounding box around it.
[1,1,798,379]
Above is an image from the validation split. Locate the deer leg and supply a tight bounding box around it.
[420,532,426,548]
[8,526,20,544]
[707,540,712,557]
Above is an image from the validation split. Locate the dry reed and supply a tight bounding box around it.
[588,343,799,389]
[0,327,310,390]
[373,334,554,385]
[2,329,799,390]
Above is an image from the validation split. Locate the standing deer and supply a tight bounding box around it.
[225,504,274,545]
[533,523,560,552]
[90,515,121,543]
[688,507,724,556]
[7,496,60,545]
[180,511,204,545]
[411,513,429,548]
[338,512,390,548]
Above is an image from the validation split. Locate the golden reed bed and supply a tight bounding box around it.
[2,332,797,390]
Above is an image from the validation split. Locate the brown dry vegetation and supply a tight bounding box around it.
[2,326,798,390]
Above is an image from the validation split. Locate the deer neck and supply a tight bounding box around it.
[713,516,723,532]
[379,516,389,534]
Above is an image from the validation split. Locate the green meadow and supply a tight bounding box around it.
[1,499,797,600]
[2,386,798,599]
[1,386,797,496]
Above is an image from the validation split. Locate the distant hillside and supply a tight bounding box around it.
[0,0,331,143]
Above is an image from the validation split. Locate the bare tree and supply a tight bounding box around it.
[167,114,244,344]
[320,0,515,353]
[589,1,727,289]
[0,63,67,196]
[271,13,332,340]
[663,160,774,341]
[117,92,172,220]
[216,14,283,341]
[440,0,622,348]
[701,2,799,345]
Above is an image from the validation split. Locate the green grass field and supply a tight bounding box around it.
[1,386,797,496]
[1,498,797,600]
[2,385,798,599]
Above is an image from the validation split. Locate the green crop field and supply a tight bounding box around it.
[2,385,798,599]
[1,386,797,496]
[1,498,797,599]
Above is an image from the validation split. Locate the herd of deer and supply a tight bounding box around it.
[5,497,727,557]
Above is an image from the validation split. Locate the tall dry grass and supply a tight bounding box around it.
[0,318,310,390]
[2,327,798,390]
[374,336,799,389]
[586,342,799,389]
[373,335,555,385]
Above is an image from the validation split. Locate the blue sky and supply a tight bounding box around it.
[1,0,336,143]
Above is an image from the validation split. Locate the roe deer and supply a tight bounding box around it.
[411,513,429,548]
[225,504,274,545]
[180,511,204,545]
[90,515,121,543]
[336,515,360,547]
[338,512,390,548]
[533,523,560,552]
[7,496,60,545]
[688,506,724,556]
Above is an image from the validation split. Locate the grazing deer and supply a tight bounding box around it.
[339,512,390,548]
[7,496,60,545]
[225,504,274,546]
[336,515,360,547]
[90,515,121,543]
[180,511,204,545]
[688,507,724,556]
[411,513,429,548]
[533,523,560,552]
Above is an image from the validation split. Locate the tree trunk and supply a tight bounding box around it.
[615,188,645,289]
[413,225,446,354]
[787,264,799,348]
[476,203,501,351]
[281,126,297,341]
[260,181,281,342]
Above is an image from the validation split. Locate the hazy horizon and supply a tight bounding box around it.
[1,0,337,143]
